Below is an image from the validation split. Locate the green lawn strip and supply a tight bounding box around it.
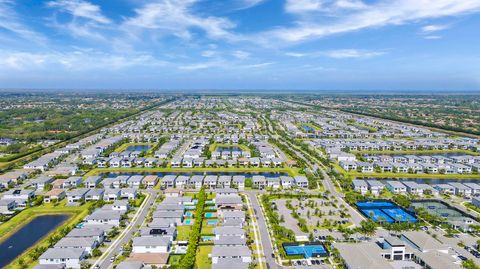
[208,143,250,153]
[351,149,479,156]
[194,245,213,269]
[347,122,378,132]
[84,167,300,177]
[114,142,155,153]
[177,187,206,268]
[3,202,94,268]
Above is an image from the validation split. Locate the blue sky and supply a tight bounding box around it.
[0,0,479,90]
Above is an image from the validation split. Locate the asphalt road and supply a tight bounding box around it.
[93,190,157,269]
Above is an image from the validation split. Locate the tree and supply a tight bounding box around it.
[358,220,377,239]
[462,259,480,269]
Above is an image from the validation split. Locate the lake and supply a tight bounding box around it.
[125,145,151,153]
[0,214,69,267]
[216,146,242,152]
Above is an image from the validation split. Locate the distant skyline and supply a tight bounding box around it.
[0,0,479,90]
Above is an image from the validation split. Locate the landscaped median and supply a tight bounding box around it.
[1,201,97,268]
[83,166,301,177]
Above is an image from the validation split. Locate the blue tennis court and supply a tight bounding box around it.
[383,208,417,222]
[356,201,417,223]
[284,244,327,258]
[361,209,394,223]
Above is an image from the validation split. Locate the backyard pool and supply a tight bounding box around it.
[207,220,218,225]
[283,243,328,258]
[205,212,216,218]
[356,201,417,223]
[183,219,194,225]
[201,236,214,241]
[184,211,193,217]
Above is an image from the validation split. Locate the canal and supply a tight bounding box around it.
[0,214,69,268]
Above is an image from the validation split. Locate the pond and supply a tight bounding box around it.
[125,145,151,153]
[0,214,69,268]
[216,146,242,152]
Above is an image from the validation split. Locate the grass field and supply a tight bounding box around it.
[2,201,94,268]
[84,166,301,177]
[194,246,213,269]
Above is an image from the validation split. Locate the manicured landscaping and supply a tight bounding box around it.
[208,143,250,153]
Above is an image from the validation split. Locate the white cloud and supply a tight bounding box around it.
[262,0,480,43]
[124,0,236,40]
[235,0,267,10]
[322,49,385,58]
[47,0,111,24]
[0,0,46,43]
[201,50,217,57]
[285,52,306,57]
[423,35,442,39]
[0,49,167,71]
[421,24,449,33]
[232,50,250,59]
[285,0,324,13]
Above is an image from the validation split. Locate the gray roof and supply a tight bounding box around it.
[212,259,248,269]
[132,236,170,247]
[55,236,97,248]
[214,227,245,236]
[66,227,104,238]
[116,261,143,269]
[211,246,251,257]
[40,248,85,259]
[214,236,246,246]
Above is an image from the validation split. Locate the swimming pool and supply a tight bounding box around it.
[201,236,214,241]
[183,219,194,225]
[184,211,193,217]
[205,212,216,218]
[284,244,327,258]
[207,220,218,225]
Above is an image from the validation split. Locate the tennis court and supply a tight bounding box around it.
[284,244,327,258]
[356,201,417,223]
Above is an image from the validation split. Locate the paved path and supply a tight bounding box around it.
[92,190,157,269]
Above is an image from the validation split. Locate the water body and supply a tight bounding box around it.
[102,171,288,178]
[0,214,69,268]
[216,146,242,152]
[125,145,151,152]
[303,125,315,132]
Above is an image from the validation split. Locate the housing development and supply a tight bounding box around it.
[0,94,479,269]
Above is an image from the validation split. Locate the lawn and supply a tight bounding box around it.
[176,225,193,241]
[201,226,214,235]
[194,246,213,269]
[85,166,301,177]
[2,201,95,268]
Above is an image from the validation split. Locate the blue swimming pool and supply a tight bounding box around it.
[284,244,327,258]
[205,212,216,218]
[201,236,214,241]
[183,219,194,225]
[356,201,417,223]
[184,211,193,217]
[207,220,218,225]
